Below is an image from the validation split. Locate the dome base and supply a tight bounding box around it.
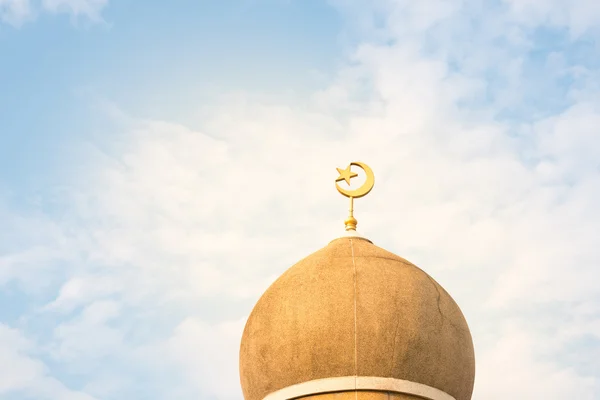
[263,376,455,400]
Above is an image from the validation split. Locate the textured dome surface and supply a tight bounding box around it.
[239,237,475,400]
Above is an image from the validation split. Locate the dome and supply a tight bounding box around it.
[239,236,475,400]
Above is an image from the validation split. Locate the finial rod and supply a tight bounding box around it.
[335,161,374,232]
[345,197,357,231]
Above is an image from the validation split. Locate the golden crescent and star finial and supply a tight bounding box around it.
[335,161,375,232]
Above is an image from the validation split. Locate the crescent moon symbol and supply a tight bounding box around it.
[335,161,375,198]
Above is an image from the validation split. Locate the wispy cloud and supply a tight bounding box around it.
[0,0,31,27]
[0,0,107,26]
[0,324,97,399]
[41,0,107,22]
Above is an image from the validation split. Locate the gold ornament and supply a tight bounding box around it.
[335,162,375,231]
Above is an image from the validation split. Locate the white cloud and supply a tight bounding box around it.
[502,0,600,37]
[0,324,97,400]
[0,324,42,393]
[475,322,599,399]
[168,317,246,400]
[331,0,600,39]
[51,301,123,363]
[0,0,107,26]
[41,0,107,21]
[44,276,122,313]
[0,0,31,26]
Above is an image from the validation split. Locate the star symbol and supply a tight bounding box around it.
[336,165,358,185]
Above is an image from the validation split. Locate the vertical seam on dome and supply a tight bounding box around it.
[349,238,358,398]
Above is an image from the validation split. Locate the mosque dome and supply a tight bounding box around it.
[239,162,475,400]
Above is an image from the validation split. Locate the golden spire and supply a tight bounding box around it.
[335,161,375,232]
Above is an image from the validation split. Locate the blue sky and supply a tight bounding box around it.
[1,0,343,189]
[1,0,600,399]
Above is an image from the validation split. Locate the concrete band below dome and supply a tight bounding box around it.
[262,376,456,400]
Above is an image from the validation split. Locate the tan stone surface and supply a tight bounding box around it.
[239,237,475,400]
[299,390,421,400]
